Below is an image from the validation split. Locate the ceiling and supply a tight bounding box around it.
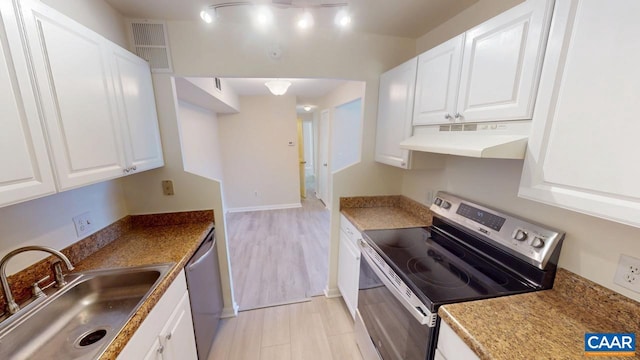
[105,0,478,38]
[221,77,351,113]
[223,78,347,97]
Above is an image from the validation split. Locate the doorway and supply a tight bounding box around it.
[317,109,330,207]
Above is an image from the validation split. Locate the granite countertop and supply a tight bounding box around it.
[2,211,214,360]
[85,218,213,359]
[439,268,640,359]
[340,195,433,231]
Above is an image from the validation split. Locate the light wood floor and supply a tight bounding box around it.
[208,296,363,360]
[226,192,330,310]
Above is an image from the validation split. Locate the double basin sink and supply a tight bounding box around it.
[0,263,173,359]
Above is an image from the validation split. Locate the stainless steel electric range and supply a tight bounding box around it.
[354,192,565,360]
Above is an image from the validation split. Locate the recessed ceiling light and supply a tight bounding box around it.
[254,6,274,27]
[200,9,213,24]
[297,11,314,30]
[304,105,312,112]
[335,10,351,28]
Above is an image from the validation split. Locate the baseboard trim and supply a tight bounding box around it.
[221,301,239,318]
[324,287,341,298]
[226,203,302,213]
[239,297,311,312]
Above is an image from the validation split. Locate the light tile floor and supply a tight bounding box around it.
[208,296,363,360]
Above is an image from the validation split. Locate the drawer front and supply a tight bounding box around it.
[340,214,362,246]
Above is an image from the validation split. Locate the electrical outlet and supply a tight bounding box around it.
[613,254,640,293]
[162,180,174,196]
[72,211,93,238]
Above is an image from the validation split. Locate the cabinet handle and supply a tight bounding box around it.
[123,168,129,174]
[444,113,452,120]
[131,166,137,171]
[401,161,406,167]
[454,112,462,119]
[166,333,172,341]
[157,345,164,354]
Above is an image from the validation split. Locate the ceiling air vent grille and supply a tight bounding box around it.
[128,20,173,73]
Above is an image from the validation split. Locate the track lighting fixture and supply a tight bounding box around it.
[200,1,351,31]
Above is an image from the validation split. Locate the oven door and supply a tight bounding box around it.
[356,239,438,360]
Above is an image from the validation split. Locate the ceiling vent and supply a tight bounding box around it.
[128,19,173,73]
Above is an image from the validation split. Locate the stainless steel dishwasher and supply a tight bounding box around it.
[185,228,224,359]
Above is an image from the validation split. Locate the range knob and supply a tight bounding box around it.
[514,229,528,241]
[531,237,545,249]
[441,201,451,209]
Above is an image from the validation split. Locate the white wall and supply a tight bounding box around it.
[41,0,129,48]
[121,75,236,314]
[177,100,225,183]
[218,95,300,211]
[331,98,363,173]
[135,21,413,295]
[0,181,127,274]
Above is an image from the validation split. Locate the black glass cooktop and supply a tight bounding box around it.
[363,227,536,310]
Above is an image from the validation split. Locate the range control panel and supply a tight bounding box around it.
[431,192,564,270]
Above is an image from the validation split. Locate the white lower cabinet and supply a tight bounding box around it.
[337,215,362,318]
[118,271,197,360]
[436,320,479,360]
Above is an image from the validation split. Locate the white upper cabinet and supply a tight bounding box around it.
[18,0,163,191]
[413,35,464,126]
[519,0,640,228]
[458,0,554,122]
[0,1,56,207]
[110,45,164,173]
[375,58,417,168]
[413,0,554,125]
[20,0,126,190]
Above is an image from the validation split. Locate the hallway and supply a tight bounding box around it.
[226,194,330,310]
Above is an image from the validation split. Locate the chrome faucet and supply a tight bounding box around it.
[0,246,74,315]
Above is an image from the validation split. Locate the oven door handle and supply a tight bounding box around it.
[359,240,436,327]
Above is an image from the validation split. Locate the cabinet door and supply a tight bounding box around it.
[413,34,464,126]
[110,45,164,173]
[519,0,640,228]
[161,292,198,360]
[338,230,360,318]
[456,0,554,122]
[436,321,479,360]
[142,337,164,360]
[0,2,55,207]
[375,58,417,168]
[19,0,126,191]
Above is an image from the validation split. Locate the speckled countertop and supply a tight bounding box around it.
[1,211,214,360]
[340,195,433,230]
[439,268,640,359]
[84,219,213,360]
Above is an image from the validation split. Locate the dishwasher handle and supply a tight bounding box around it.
[188,234,215,272]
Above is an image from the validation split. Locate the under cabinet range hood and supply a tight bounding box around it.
[399,121,531,159]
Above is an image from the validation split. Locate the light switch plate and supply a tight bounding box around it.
[72,211,93,238]
[613,254,640,293]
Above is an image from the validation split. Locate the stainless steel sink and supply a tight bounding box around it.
[0,263,173,360]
